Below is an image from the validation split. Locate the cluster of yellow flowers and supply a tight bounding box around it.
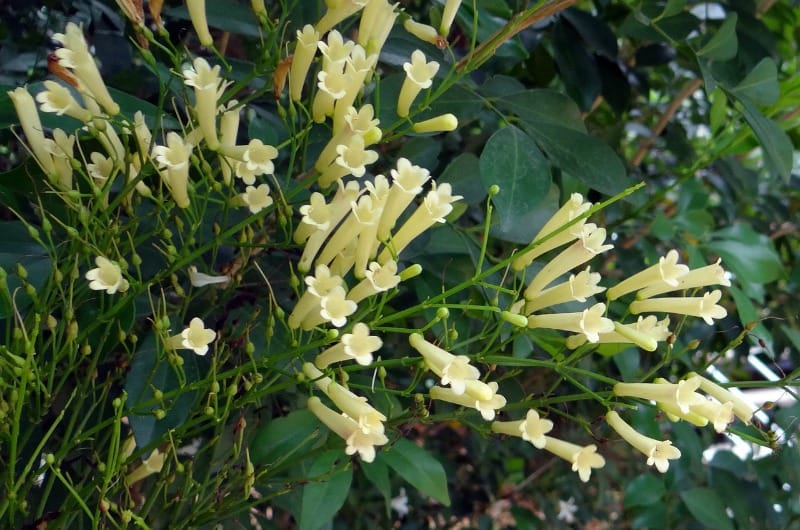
[7,0,750,484]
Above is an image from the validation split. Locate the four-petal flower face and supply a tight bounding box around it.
[85,256,129,294]
[178,317,216,356]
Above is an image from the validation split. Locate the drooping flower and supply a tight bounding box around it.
[315,322,383,367]
[124,448,165,485]
[7,87,56,176]
[606,250,690,301]
[629,289,727,325]
[408,333,481,396]
[492,409,554,449]
[165,317,217,356]
[183,57,228,150]
[85,256,129,294]
[606,411,682,473]
[35,80,92,122]
[614,376,705,414]
[289,25,320,101]
[542,436,605,483]
[306,396,387,463]
[527,303,615,344]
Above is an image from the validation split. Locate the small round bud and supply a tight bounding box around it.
[154,409,166,420]
[326,329,339,340]
[45,453,55,465]
[245,342,255,355]
[204,406,215,416]
[153,389,163,401]
[211,381,220,394]
[435,307,450,320]
[488,184,500,196]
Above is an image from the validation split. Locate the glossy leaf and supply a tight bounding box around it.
[299,450,353,530]
[552,17,602,111]
[624,475,665,507]
[479,125,551,243]
[734,97,793,180]
[679,488,735,530]
[730,57,780,106]
[0,221,51,319]
[706,223,784,285]
[497,89,586,133]
[380,438,450,506]
[250,409,320,466]
[696,14,738,60]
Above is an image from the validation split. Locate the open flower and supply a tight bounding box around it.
[492,409,554,448]
[183,57,228,150]
[606,250,690,301]
[35,80,92,122]
[629,289,727,325]
[315,322,383,367]
[240,184,273,214]
[543,436,605,482]
[431,381,506,421]
[637,258,730,299]
[409,333,480,395]
[166,317,216,355]
[307,396,387,462]
[289,25,320,101]
[527,303,614,343]
[606,411,681,473]
[85,256,129,294]
[397,50,440,117]
[614,376,705,414]
[124,448,165,485]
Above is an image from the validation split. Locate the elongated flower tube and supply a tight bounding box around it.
[397,50,440,117]
[301,285,358,329]
[524,224,613,298]
[692,398,734,433]
[404,19,446,47]
[313,69,350,124]
[412,113,458,134]
[125,449,165,485]
[8,87,56,176]
[688,372,755,425]
[315,0,370,34]
[288,265,344,328]
[606,411,681,473]
[186,0,214,46]
[542,436,605,483]
[217,101,240,184]
[347,260,401,303]
[527,303,614,344]
[188,266,229,288]
[377,158,430,240]
[333,48,378,133]
[315,322,382,367]
[307,396,387,462]
[629,289,727,325]
[165,317,216,355]
[298,181,362,271]
[315,105,380,171]
[183,57,228,150]
[378,182,463,262]
[524,266,604,313]
[45,129,76,190]
[152,132,193,208]
[430,381,506,421]
[36,80,92,122]
[614,376,705,414]
[290,25,320,101]
[565,315,671,351]
[318,30,355,73]
[657,398,710,427]
[327,385,387,434]
[409,333,483,397]
[295,192,332,244]
[439,0,462,35]
[220,139,279,184]
[637,259,730,299]
[358,0,398,56]
[606,250,689,301]
[316,194,380,266]
[318,134,378,187]
[513,193,592,271]
[491,409,554,449]
[53,23,119,115]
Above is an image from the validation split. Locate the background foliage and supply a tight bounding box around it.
[0,0,798,529]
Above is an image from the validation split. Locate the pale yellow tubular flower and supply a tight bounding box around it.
[188,266,230,288]
[614,376,705,414]
[152,131,193,208]
[313,68,351,123]
[439,0,463,36]
[290,25,320,101]
[324,380,387,433]
[85,256,129,294]
[524,266,605,313]
[53,23,119,115]
[124,449,165,485]
[378,182,463,262]
[688,372,755,425]
[397,50,440,117]
[524,224,613,299]
[629,289,727,325]
[7,87,56,176]
[35,80,92,122]
[301,285,358,330]
[306,396,387,463]
[408,333,480,396]
[411,113,458,133]
[165,317,217,355]
[183,57,228,150]
[250,0,267,17]
[315,0,370,34]
[527,302,614,344]
[491,409,554,449]
[315,105,380,171]
[288,265,345,329]
[637,258,731,299]
[358,0,398,56]
[92,121,126,165]
[347,260,401,303]
[376,158,431,241]
[606,250,690,301]
[403,19,444,47]
[329,237,358,277]
[316,194,379,267]
[218,101,241,184]
[430,380,506,421]
[186,0,214,46]
[542,436,605,483]
[691,398,734,433]
[332,48,378,133]
[295,192,332,244]
[239,184,273,214]
[87,151,115,184]
[565,315,670,351]
[46,129,76,190]
[318,30,355,73]
[318,134,378,188]
[512,193,592,271]
[315,322,382,368]
[657,397,710,427]
[606,411,681,473]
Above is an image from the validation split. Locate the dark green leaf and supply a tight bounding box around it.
[427,83,485,122]
[298,451,353,530]
[624,475,665,507]
[520,121,630,196]
[735,98,793,180]
[706,223,784,284]
[552,18,602,111]
[679,487,735,530]
[439,153,486,205]
[380,438,450,505]
[250,409,320,466]
[634,43,677,67]
[167,2,261,38]
[361,458,393,511]
[730,57,780,106]
[480,75,526,98]
[696,14,738,60]
[0,221,50,319]
[562,8,619,57]
[655,0,686,20]
[479,126,551,243]
[498,89,586,133]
